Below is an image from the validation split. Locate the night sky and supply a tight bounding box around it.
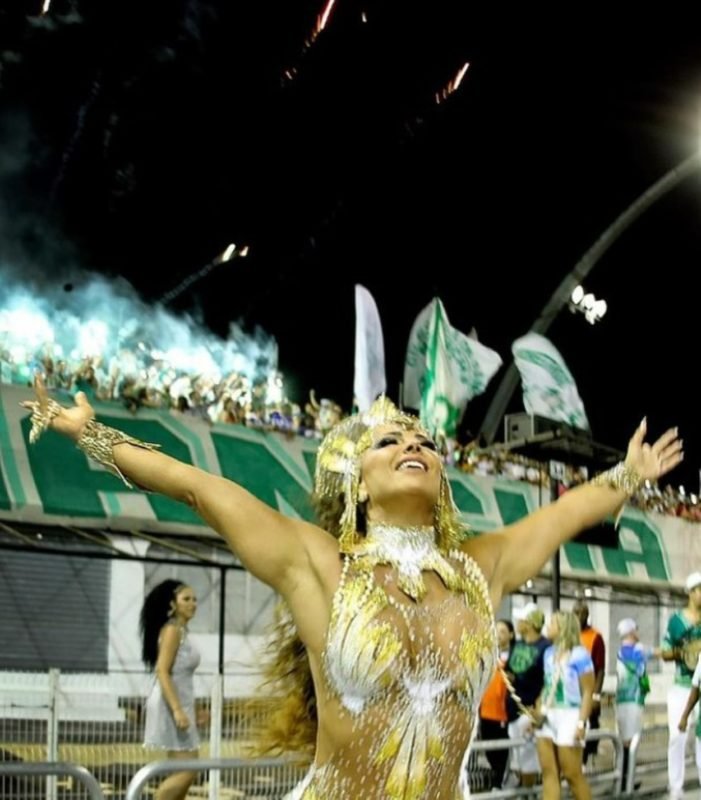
[2,3,701,489]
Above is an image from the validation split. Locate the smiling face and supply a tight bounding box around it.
[358,424,443,525]
[313,397,464,551]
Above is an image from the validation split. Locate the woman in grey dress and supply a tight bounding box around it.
[140,579,201,800]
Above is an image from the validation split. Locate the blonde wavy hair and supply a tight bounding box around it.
[552,611,582,651]
[252,404,468,759]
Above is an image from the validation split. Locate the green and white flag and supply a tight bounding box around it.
[354,284,387,412]
[403,298,502,438]
[512,332,589,430]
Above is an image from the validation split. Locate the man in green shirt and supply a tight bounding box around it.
[661,571,701,799]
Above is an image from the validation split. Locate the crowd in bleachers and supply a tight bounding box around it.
[451,441,701,521]
[0,347,344,438]
[2,344,698,521]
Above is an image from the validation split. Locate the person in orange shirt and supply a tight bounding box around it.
[573,601,606,763]
[479,619,515,789]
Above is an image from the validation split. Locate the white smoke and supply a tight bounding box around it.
[0,266,278,385]
[0,79,276,394]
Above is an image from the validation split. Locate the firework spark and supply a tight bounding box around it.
[284,0,339,83]
[435,61,470,104]
[315,0,337,36]
[161,243,249,303]
[214,243,237,264]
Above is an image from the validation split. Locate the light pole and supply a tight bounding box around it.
[480,151,701,444]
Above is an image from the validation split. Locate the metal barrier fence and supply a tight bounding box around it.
[0,761,105,800]
[0,667,275,800]
[0,731,661,800]
[120,732,622,799]
[467,730,623,799]
[125,756,304,800]
[627,724,665,793]
[0,668,678,800]
[626,722,698,795]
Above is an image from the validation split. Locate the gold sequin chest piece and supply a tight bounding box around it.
[287,524,497,800]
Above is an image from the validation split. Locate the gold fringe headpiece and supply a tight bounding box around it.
[314,397,464,552]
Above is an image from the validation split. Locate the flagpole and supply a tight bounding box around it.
[479,151,701,444]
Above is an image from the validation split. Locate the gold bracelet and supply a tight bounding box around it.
[590,461,643,496]
[27,399,63,444]
[77,419,160,488]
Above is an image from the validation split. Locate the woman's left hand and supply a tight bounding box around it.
[624,418,683,482]
[575,722,587,742]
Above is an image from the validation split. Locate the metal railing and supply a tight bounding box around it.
[0,667,249,800]
[0,761,105,800]
[4,667,675,797]
[121,732,623,800]
[125,756,304,800]
[625,723,698,795]
[0,730,660,800]
[468,730,623,799]
[627,725,662,792]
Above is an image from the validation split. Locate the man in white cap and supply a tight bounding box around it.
[661,571,701,798]
[615,617,658,788]
[505,602,549,790]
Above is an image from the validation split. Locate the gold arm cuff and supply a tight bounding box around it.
[590,461,644,496]
[76,419,160,488]
[28,399,63,444]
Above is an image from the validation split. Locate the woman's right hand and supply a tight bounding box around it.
[624,418,683,483]
[679,715,688,733]
[21,374,95,442]
[173,708,191,730]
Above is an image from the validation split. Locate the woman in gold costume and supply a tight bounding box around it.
[24,380,682,800]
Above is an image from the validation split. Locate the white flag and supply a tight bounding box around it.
[403,298,502,438]
[512,332,589,430]
[354,285,387,412]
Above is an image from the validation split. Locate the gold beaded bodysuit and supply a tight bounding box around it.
[285,523,497,800]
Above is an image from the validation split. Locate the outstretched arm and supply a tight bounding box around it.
[23,378,337,598]
[473,419,682,604]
